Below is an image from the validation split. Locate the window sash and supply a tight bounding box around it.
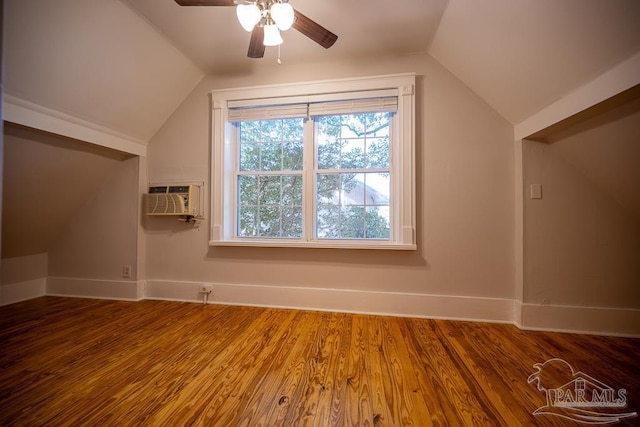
[235,172,304,239]
[314,171,392,241]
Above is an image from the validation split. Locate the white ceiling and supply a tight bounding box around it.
[4,0,640,145]
[122,0,449,73]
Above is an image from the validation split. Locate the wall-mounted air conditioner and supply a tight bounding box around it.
[144,184,201,217]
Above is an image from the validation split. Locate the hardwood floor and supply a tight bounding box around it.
[1,297,638,426]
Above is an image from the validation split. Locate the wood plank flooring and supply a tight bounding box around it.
[1,297,639,426]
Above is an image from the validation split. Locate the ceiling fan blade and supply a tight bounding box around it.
[248,26,265,58]
[175,0,236,6]
[292,10,337,49]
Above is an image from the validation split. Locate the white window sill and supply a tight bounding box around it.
[209,239,417,251]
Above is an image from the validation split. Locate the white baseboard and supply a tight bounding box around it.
[517,301,640,337]
[145,280,515,324]
[6,277,638,337]
[47,277,143,301]
[0,278,46,306]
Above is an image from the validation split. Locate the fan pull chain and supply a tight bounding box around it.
[277,44,282,65]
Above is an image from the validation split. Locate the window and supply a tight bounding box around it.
[211,74,416,250]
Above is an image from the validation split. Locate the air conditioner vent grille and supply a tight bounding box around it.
[144,184,200,216]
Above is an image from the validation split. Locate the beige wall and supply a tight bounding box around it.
[2,124,131,258]
[1,0,4,263]
[48,156,140,280]
[0,253,47,305]
[1,252,47,285]
[2,125,140,301]
[523,97,640,309]
[145,53,515,300]
[0,124,139,304]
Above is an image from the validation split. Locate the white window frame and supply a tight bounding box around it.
[210,73,416,250]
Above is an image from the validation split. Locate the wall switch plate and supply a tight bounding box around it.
[530,184,543,199]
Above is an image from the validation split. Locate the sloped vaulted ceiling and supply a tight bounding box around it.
[6,0,639,140]
[4,0,204,146]
[429,0,640,126]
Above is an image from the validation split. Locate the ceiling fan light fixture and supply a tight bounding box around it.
[175,0,338,60]
[236,4,261,32]
[270,2,294,31]
[263,24,283,46]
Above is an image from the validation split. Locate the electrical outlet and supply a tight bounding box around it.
[200,285,213,294]
[530,184,543,199]
[122,265,131,278]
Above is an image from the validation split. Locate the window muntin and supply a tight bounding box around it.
[316,173,391,239]
[238,119,304,171]
[316,113,391,169]
[210,73,416,250]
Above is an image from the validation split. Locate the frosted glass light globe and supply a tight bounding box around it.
[270,2,294,31]
[263,24,283,46]
[236,4,262,32]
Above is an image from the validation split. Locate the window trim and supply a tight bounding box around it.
[210,73,416,250]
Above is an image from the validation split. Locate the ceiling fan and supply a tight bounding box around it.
[175,0,338,59]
